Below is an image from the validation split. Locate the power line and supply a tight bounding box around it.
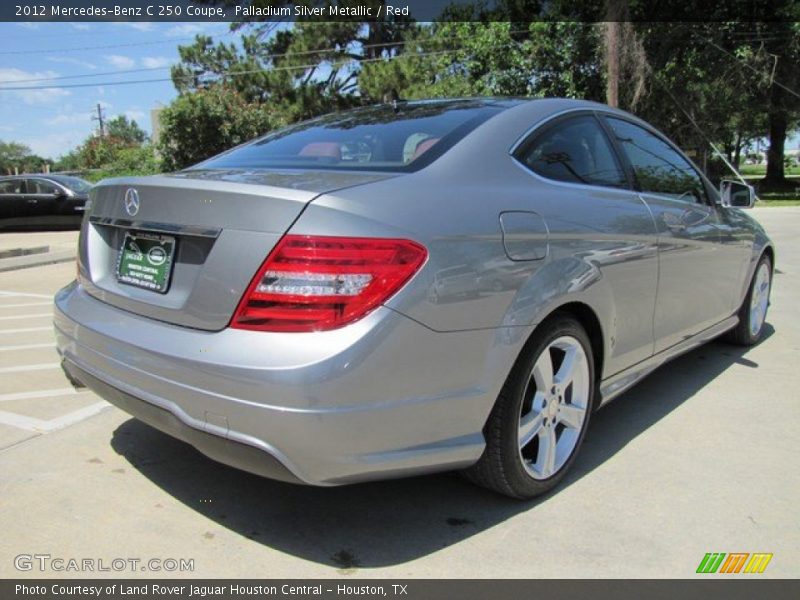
[652,75,751,188]
[0,30,535,86]
[701,36,800,100]
[0,65,175,85]
[0,35,220,55]
[0,49,461,92]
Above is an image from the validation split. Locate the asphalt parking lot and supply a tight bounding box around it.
[0,208,798,579]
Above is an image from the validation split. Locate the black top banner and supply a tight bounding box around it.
[3,0,800,23]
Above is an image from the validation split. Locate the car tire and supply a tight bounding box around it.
[725,254,772,346]
[464,314,595,499]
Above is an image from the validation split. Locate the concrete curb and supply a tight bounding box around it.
[0,245,49,260]
[0,249,76,273]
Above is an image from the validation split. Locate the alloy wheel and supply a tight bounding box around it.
[749,262,771,337]
[518,336,590,480]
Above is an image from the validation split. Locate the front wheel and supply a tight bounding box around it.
[725,254,772,346]
[464,315,594,499]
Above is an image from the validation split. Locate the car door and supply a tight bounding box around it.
[24,178,61,224]
[0,179,28,225]
[603,116,739,353]
[513,113,659,374]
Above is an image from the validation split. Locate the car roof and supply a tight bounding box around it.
[0,174,53,180]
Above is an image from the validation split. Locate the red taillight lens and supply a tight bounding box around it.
[231,235,427,332]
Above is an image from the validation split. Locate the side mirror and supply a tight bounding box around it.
[720,180,756,209]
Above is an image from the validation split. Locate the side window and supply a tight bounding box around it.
[0,180,24,194]
[607,118,706,203]
[517,115,627,188]
[28,179,58,194]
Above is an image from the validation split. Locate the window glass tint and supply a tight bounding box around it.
[519,115,627,188]
[51,176,92,193]
[194,101,510,173]
[0,180,24,194]
[27,179,59,194]
[607,118,706,202]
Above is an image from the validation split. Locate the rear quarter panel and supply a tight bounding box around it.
[292,100,660,381]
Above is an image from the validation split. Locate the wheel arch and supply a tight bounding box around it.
[762,244,775,271]
[493,300,606,415]
[551,302,604,382]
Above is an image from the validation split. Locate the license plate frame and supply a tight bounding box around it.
[115,231,176,294]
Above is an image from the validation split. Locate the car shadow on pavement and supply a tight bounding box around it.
[110,328,772,570]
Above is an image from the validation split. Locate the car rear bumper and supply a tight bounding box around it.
[54,282,500,486]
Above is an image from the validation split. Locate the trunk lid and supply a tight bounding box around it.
[79,169,395,330]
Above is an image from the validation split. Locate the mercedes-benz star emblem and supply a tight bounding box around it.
[124,188,140,217]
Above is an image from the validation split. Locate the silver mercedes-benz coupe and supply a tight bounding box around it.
[55,98,774,499]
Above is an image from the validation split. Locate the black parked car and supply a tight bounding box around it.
[0,174,91,229]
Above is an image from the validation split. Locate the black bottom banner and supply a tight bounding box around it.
[3,580,799,600]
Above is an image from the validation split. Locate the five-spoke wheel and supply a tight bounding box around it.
[727,254,772,346]
[465,315,594,499]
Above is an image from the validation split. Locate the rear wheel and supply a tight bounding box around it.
[465,315,594,499]
[725,254,772,346]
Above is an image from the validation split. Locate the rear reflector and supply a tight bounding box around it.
[231,235,427,332]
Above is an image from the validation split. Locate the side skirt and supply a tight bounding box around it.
[597,316,739,408]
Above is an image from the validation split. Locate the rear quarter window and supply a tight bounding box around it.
[516,114,627,188]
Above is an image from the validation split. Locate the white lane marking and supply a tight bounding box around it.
[0,388,85,403]
[0,313,51,320]
[0,327,52,334]
[42,401,110,431]
[0,401,109,432]
[0,411,44,432]
[0,302,53,308]
[0,342,56,352]
[0,363,60,374]
[0,291,53,299]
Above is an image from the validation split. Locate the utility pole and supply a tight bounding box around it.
[92,103,106,137]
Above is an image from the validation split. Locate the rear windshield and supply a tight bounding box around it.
[192,100,510,173]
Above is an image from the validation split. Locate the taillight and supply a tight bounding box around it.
[231,235,427,332]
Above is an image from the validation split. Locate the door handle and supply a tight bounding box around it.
[26,199,38,204]
[663,208,710,232]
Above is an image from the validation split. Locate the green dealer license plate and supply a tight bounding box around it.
[116,232,176,294]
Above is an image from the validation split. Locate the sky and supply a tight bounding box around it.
[0,20,797,161]
[0,20,235,159]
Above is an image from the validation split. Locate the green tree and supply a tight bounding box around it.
[52,120,158,177]
[360,22,603,101]
[53,149,83,172]
[0,140,38,174]
[157,85,280,170]
[171,13,412,121]
[105,115,148,145]
[627,20,799,184]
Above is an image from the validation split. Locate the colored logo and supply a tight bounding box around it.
[147,246,167,266]
[696,552,772,574]
[124,188,140,216]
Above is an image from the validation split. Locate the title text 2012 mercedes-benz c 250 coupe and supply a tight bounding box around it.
[55,99,774,499]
